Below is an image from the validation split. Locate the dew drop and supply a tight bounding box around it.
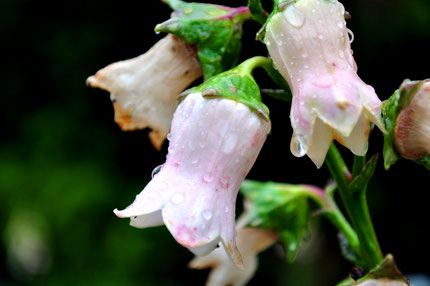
[224,206,229,213]
[171,193,184,204]
[301,51,308,58]
[304,64,309,69]
[284,4,305,28]
[155,31,160,35]
[347,29,354,43]
[167,133,172,141]
[337,21,343,29]
[192,159,198,165]
[339,50,345,58]
[151,164,163,178]
[203,210,213,220]
[311,8,316,13]
[297,141,306,156]
[318,34,324,39]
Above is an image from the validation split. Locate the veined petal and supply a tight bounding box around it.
[87,34,202,149]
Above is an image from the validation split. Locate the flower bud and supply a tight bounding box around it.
[113,92,271,268]
[394,80,430,160]
[86,34,202,150]
[265,0,384,167]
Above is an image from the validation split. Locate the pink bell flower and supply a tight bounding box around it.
[265,0,385,167]
[114,92,271,267]
[86,34,202,150]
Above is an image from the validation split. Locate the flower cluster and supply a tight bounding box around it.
[86,0,397,284]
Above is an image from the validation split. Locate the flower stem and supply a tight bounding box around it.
[325,144,383,272]
[297,184,360,257]
[238,56,272,75]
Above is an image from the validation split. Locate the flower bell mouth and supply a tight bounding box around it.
[86,34,202,150]
[113,92,271,268]
[188,201,277,286]
[265,0,385,167]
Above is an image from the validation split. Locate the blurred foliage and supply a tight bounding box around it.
[1,0,429,285]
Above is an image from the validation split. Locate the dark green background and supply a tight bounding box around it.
[1,0,429,285]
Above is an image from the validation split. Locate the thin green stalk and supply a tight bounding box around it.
[325,144,383,272]
[299,184,361,258]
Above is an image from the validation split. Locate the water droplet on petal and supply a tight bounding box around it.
[151,164,163,178]
[347,29,355,43]
[301,51,308,58]
[297,141,306,156]
[167,133,172,141]
[339,50,345,58]
[224,206,229,213]
[155,31,160,35]
[337,21,343,29]
[203,210,213,220]
[192,159,198,165]
[284,4,305,28]
[171,193,184,204]
[318,34,324,39]
[304,64,309,69]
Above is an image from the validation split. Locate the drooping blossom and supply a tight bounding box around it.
[394,80,430,160]
[114,92,271,267]
[189,204,277,286]
[86,34,202,150]
[265,0,385,167]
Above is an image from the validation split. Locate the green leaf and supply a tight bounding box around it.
[414,154,430,170]
[382,79,426,170]
[156,0,251,79]
[240,180,311,263]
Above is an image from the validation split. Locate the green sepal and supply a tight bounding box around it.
[240,180,313,263]
[349,154,378,195]
[382,79,426,170]
[347,254,410,285]
[414,154,430,171]
[248,0,268,25]
[156,0,251,80]
[180,57,271,120]
[337,232,360,264]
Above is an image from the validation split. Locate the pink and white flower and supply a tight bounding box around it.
[86,34,202,150]
[114,92,271,267]
[265,0,385,167]
[394,80,430,160]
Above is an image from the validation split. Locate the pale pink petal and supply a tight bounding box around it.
[114,93,271,267]
[87,34,202,149]
[265,0,384,167]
